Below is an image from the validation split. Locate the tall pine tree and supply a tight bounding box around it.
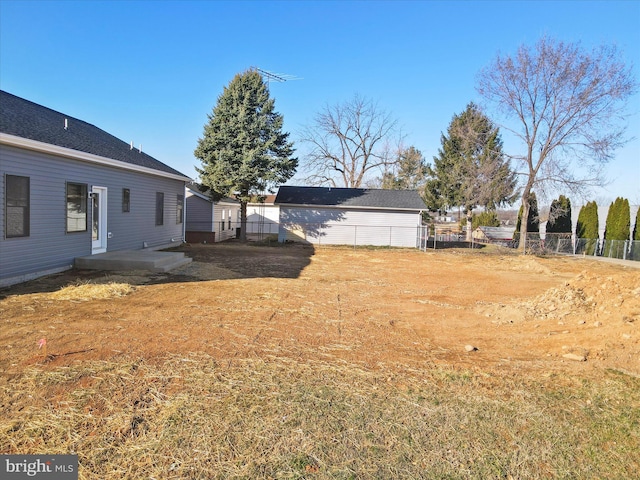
[424,102,517,240]
[195,70,297,241]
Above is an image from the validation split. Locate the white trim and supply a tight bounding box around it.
[1,132,192,182]
[91,186,108,254]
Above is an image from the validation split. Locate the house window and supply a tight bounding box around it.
[66,182,88,233]
[221,208,225,231]
[5,174,30,238]
[228,209,231,230]
[176,194,184,224]
[122,188,130,213]
[156,192,164,226]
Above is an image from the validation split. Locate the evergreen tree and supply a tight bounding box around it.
[381,146,427,190]
[195,70,297,241]
[424,102,517,240]
[576,201,599,255]
[461,210,501,230]
[603,197,630,257]
[547,195,572,233]
[631,207,640,260]
[514,191,540,239]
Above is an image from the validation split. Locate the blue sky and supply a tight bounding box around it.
[1,0,639,206]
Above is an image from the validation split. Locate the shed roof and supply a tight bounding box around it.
[0,90,189,180]
[275,186,426,211]
[474,226,516,240]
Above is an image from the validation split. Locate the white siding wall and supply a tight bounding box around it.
[278,207,421,247]
[246,204,280,234]
[214,202,240,242]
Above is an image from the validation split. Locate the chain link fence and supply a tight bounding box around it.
[186,220,640,261]
[512,233,640,261]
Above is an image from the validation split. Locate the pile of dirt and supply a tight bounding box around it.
[523,270,640,324]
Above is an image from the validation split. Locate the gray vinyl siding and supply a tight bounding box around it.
[278,207,421,247]
[185,193,213,232]
[0,144,186,286]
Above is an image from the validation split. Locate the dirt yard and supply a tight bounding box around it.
[1,243,639,377]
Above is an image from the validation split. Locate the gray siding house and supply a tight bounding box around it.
[275,186,426,247]
[185,184,240,243]
[0,91,191,287]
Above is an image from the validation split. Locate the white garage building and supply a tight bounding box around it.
[275,186,425,247]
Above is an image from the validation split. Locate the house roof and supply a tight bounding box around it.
[474,226,516,240]
[186,184,239,204]
[0,90,190,180]
[248,194,277,205]
[275,186,426,211]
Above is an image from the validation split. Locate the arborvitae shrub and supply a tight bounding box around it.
[547,195,572,233]
[576,201,599,255]
[604,197,630,257]
[631,207,640,260]
[514,192,540,240]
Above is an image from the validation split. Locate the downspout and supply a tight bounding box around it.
[182,183,187,243]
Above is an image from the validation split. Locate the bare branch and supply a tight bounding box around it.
[299,94,401,187]
[477,37,637,246]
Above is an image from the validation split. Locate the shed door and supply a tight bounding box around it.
[91,186,108,254]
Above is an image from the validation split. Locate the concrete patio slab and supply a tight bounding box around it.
[75,250,192,273]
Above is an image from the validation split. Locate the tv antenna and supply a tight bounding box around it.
[254,67,302,87]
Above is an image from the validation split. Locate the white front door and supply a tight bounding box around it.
[91,186,108,254]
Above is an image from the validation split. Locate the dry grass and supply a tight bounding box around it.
[48,281,135,301]
[2,353,638,479]
[2,245,639,479]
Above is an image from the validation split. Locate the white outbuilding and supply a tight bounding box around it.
[275,186,425,248]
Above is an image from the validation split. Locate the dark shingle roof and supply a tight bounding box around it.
[0,90,189,179]
[275,186,426,211]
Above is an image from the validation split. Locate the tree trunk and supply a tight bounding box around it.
[240,200,247,242]
[518,185,532,252]
[466,211,473,242]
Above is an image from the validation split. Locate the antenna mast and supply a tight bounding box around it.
[254,67,302,88]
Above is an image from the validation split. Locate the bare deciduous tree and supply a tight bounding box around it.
[477,37,637,249]
[300,94,401,188]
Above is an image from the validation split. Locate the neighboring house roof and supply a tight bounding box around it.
[0,90,190,181]
[248,194,277,205]
[474,226,516,240]
[275,186,426,211]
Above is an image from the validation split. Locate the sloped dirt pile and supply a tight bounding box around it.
[523,271,639,323]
